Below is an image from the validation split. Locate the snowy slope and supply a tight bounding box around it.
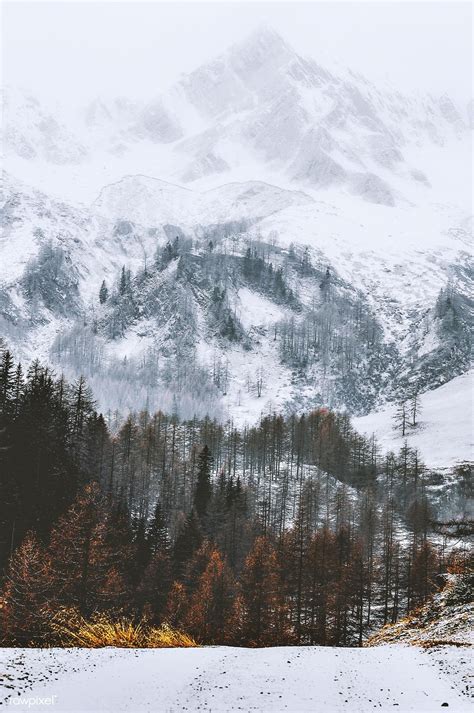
[354,371,474,469]
[0,170,471,435]
[93,175,313,228]
[1,645,471,712]
[91,170,470,337]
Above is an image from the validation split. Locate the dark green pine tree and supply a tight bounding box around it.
[132,516,151,575]
[99,280,108,304]
[119,266,127,295]
[0,349,15,417]
[70,376,96,473]
[13,364,24,417]
[148,501,170,557]
[173,510,202,578]
[1,361,78,561]
[193,445,213,520]
[137,518,172,622]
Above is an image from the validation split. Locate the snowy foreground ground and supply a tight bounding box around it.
[1,645,471,712]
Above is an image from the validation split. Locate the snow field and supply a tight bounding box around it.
[1,645,471,712]
[354,370,474,469]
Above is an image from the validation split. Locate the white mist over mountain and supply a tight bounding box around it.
[2,20,472,207]
[3,2,472,104]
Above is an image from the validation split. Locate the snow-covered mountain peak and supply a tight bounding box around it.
[226,24,299,81]
[2,25,470,204]
[233,24,291,55]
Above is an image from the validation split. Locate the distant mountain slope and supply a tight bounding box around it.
[1,170,471,433]
[93,172,472,350]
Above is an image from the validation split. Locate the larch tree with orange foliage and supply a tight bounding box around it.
[0,532,52,645]
[48,483,129,616]
[185,548,236,643]
[164,580,189,629]
[239,535,293,646]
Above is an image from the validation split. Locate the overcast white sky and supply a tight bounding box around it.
[2,1,472,106]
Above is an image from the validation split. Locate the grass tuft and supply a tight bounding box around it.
[51,609,199,648]
[146,623,198,648]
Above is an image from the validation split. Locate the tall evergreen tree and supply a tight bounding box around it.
[173,511,203,577]
[193,445,213,520]
[119,266,127,295]
[394,400,408,437]
[99,280,109,304]
[148,501,170,556]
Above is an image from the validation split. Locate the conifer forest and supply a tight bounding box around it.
[0,345,470,648]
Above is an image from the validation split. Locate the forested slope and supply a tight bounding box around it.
[0,345,471,648]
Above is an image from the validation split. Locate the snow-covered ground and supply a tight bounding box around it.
[1,645,471,712]
[354,371,474,469]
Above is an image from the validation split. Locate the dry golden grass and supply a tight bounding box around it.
[51,609,198,648]
[146,623,197,648]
